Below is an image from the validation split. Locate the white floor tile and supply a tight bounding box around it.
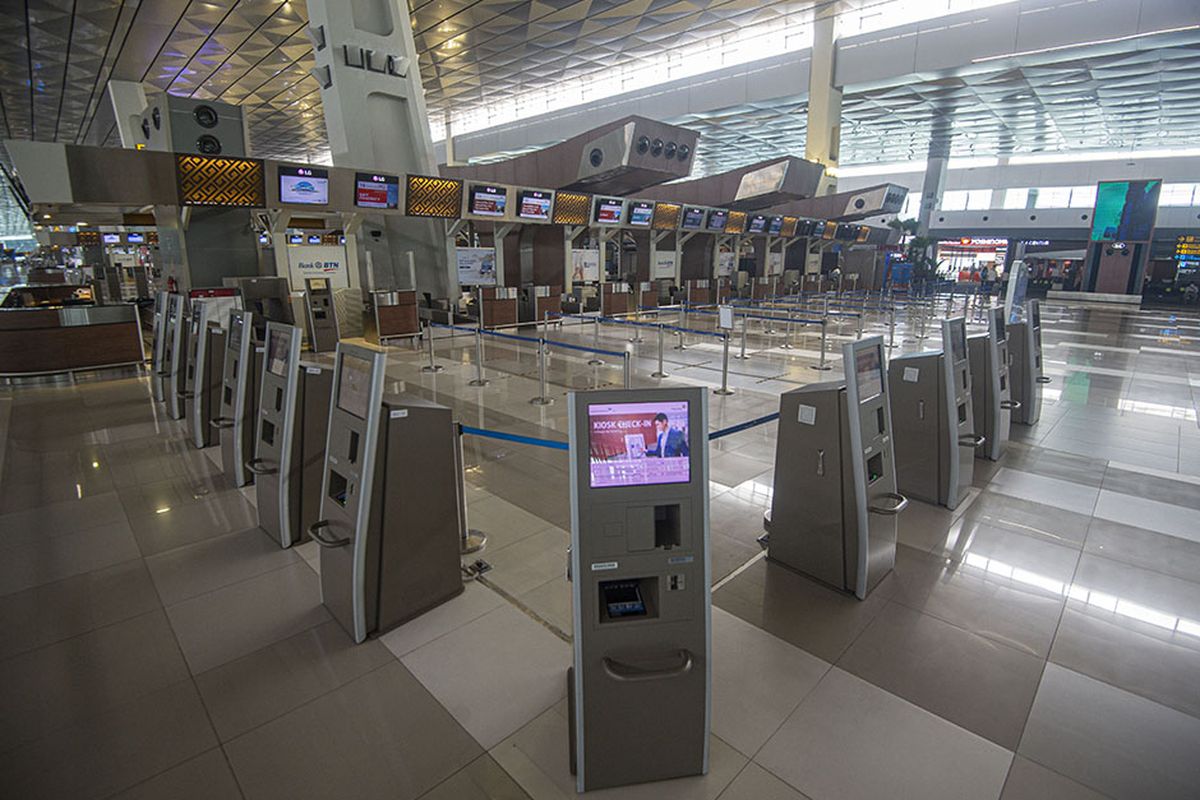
[1093,490,1200,545]
[379,580,506,658]
[988,468,1099,516]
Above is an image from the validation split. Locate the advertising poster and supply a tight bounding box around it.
[287,244,347,289]
[717,251,736,277]
[767,251,784,276]
[587,401,691,489]
[1004,260,1029,324]
[456,247,498,286]
[652,250,677,280]
[571,248,601,283]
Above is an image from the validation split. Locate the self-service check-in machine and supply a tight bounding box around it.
[764,337,905,599]
[151,291,169,403]
[969,306,1016,461]
[566,387,710,793]
[212,309,260,488]
[184,299,227,449]
[165,295,190,420]
[309,343,463,643]
[887,318,982,510]
[303,278,340,353]
[248,322,334,548]
[1008,299,1049,425]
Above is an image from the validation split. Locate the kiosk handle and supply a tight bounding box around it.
[155,369,171,377]
[210,417,236,429]
[245,458,277,476]
[869,493,909,515]
[177,391,194,399]
[1037,376,1052,384]
[308,520,350,548]
[959,434,986,448]
[602,650,694,683]
[1001,399,1022,410]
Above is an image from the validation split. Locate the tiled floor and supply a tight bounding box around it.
[2,299,1200,799]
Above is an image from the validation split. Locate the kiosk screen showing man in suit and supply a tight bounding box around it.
[587,401,691,488]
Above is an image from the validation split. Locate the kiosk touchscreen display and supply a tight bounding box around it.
[1032,303,1041,328]
[587,401,690,488]
[993,310,1007,342]
[469,184,506,217]
[949,323,967,363]
[518,190,551,221]
[336,353,373,420]
[681,206,705,229]
[854,347,884,402]
[229,319,243,350]
[266,330,290,377]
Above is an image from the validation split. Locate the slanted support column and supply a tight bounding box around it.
[917,114,953,237]
[805,7,842,274]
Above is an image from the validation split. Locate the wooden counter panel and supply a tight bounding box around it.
[483,299,518,328]
[376,304,420,337]
[0,321,144,374]
[0,309,62,331]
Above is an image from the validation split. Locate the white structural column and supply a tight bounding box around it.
[805,6,842,275]
[306,0,455,298]
[916,115,953,237]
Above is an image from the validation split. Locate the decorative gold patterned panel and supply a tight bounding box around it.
[552,191,590,226]
[176,155,265,207]
[76,230,100,246]
[652,202,681,231]
[406,175,463,218]
[725,210,747,235]
[780,216,799,237]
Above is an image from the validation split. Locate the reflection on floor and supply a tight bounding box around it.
[1,300,1199,799]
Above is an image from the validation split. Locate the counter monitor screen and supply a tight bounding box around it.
[336,352,373,420]
[706,209,729,232]
[354,172,400,209]
[279,166,329,205]
[767,216,784,235]
[469,184,507,217]
[681,206,705,230]
[518,190,551,221]
[627,201,654,227]
[748,215,768,234]
[587,400,690,489]
[266,329,291,377]
[127,232,145,243]
[594,197,623,225]
[855,347,884,402]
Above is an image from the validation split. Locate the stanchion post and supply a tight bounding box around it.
[652,324,669,378]
[622,351,632,389]
[421,324,444,373]
[530,338,553,405]
[811,317,833,370]
[468,327,488,386]
[887,305,898,349]
[454,428,487,554]
[715,334,735,395]
[588,317,603,365]
[734,314,750,360]
[781,310,794,349]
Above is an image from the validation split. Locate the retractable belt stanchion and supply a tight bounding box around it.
[589,317,604,365]
[715,334,735,395]
[531,337,554,405]
[887,305,898,349]
[622,352,632,389]
[422,324,443,373]
[455,427,487,554]
[811,317,833,371]
[469,327,489,387]
[652,324,669,378]
[780,310,794,350]
[734,315,750,360]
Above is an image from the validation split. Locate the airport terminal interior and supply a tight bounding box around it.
[3,1,1200,798]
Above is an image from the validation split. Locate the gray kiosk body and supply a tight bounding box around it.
[968,307,1016,461]
[567,387,711,793]
[249,323,334,548]
[765,337,906,599]
[214,310,260,488]
[151,291,169,403]
[186,300,228,449]
[1008,300,1048,425]
[303,278,341,353]
[311,343,463,643]
[887,318,980,509]
[166,297,190,420]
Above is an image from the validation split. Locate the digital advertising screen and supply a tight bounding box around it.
[337,352,373,420]
[767,216,784,235]
[266,329,291,377]
[748,215,768,234]
[627,201,654,227]
[518,189,552,221]
[126,232,145,243]
[854,347,884,402]
[469,184,507,217]
[1090,179,1162,242]
[587,401,691,489]
[594,197,624,225]
[279,166,329,205]
[354,172,400,209]
[706,209,729,232]
[681,206,705,230]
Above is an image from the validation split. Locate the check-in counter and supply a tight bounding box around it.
[364,290,420,344]
[638,281,658,310]
[600,282,631,315]
[715,277,734,303]
[686,279,711,305]
[0,305,144,376]
[482,286,519,327]
[752,276,780,299]
[533,285,563,323]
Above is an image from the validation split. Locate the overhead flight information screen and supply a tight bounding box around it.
[706,209,729,232]
[469,184,507,217]
[681,206,705,229]
[587,400,691,489]
[768,216,783,235]
[594,197,624,225]
[627,201,654,227]
[518,189,552,221]
[279,166,329,205]
[355,172,400,209]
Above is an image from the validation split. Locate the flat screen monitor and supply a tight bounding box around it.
[992,308,1007,342]
[767,216,784,235]
[834,223,858,241]
[681,206,705,230]
[336,352,373,420]
[354,172,400,209]
[856,226,871,243]
[748,214,768,234]
[854,346,884,402]
[288,234,302,244]
[279,166,329,205]
[948,321,967,363]
[706,209,728,232]
[308,278,328,291]
[1032,302,1041,328]
[237,277,294,332]
[306,235,321,244]
[794,219,815,237]
[587,400,691,489]
[469,184,507,217]
[1090,179,1161,242]
[627,201,654,227]
[127,232,145,243]
[266,329,291,377]
[517,189,552,221]
[228,316,243,350]
[102,233,120,244]
[821,222,837,240]
[594,197,623,225]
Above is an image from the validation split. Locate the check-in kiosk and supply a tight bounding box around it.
[164,294,189,420]
[303,278,340,353]
[247,323,334,548]
[1008,300,1049,425]
[566,387,710,793]
[887,318,981,510]
[309,343,463,643]
[184,300,227,449]
[969,306,1016,461]
[150,291,169,403]
[213,309,260,488]
[764,337,906,599]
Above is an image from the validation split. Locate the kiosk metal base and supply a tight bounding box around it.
[461,529,488,554]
